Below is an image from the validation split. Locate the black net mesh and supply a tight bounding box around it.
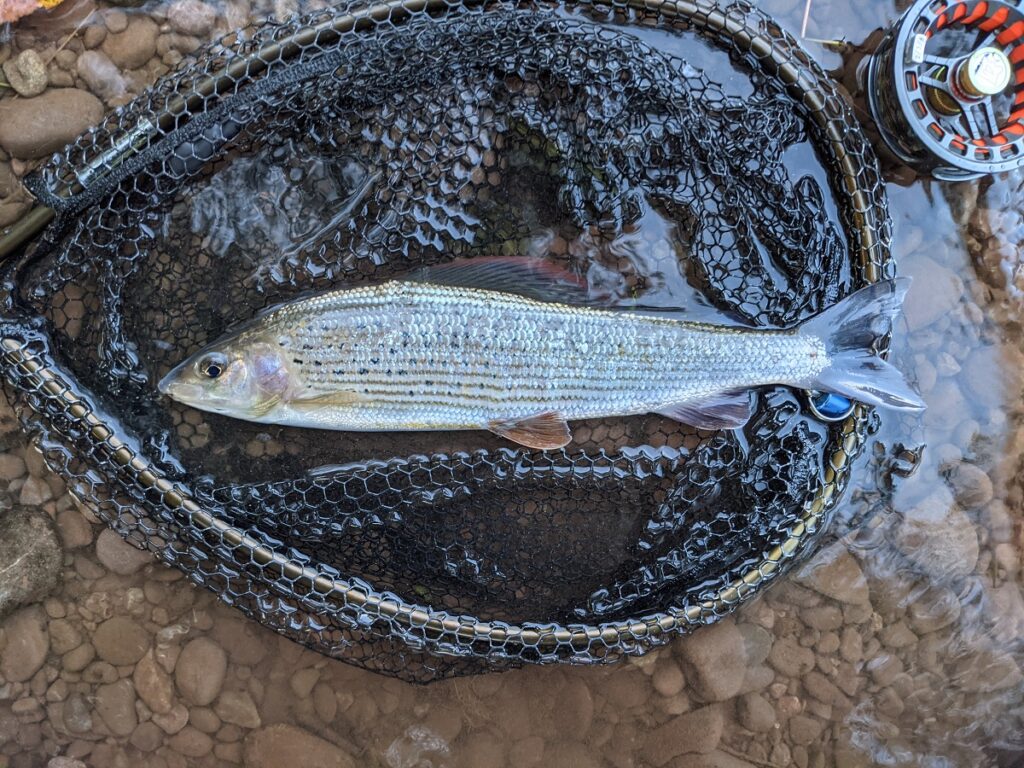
[0,0,893,681]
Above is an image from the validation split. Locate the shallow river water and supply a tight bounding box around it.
[0,0,1023,767]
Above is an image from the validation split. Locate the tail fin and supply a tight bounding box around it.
[800,278,925,412]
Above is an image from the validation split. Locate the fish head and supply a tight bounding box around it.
[158,336,291,420]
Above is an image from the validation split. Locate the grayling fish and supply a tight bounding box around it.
[158,258,924,450]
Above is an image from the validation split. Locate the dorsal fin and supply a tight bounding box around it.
[405,257,595,305]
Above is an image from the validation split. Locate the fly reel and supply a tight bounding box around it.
[866,0,1024,179]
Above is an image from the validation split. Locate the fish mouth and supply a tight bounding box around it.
[158,378,206,405]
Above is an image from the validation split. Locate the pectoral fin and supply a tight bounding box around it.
[656,390,753,431]
[488,411,572,450]
[290,390,365,409]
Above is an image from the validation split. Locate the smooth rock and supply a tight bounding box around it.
[641,704,724,766]
[49,618,82,654]
[19,475,53,505]
[678,620,747,701]
[737,623,772,666]
[215,690,261,729]
[102,16,158,69]
[55,509,93,549]
[95,529,153,575]
[946,462,994,508]
[793,542,869,604]
[789,715,824,745]
[152,702,189,735]
[94,679,137,737]
[130,720,164,752]
[0,505,63,619]
[458,731,506,768]
[653,659,686,698]
[93,617,149,665]
[61,642,96,672]
[168,725,214,758]
[767,636,815,678]
[168,0,217,35]
[175,637,227,706]
[2,50,47,96]
[47,759,87,768]
[210,617,269,666]
[0,88,104,160]
[62,692,93,734]
[75,50,128,103]
[953,650,1024,692]
[243,725,357,768]
[737,693,775,732]
[134,649,174,713]
[0,606,49,682]
[896,488,978,580]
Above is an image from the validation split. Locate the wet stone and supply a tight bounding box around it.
[789,715,824,746]
[152,702,189,735]
[215,690,261,729]
[75,50,128,103]
[880,622,917,649]
[0,505,63,619]
[793,542,869,605]
[95,529,152,575]
[946,462,994,508]
[55,510,93,550]
[168,0,217,35]
[62,693,93,734]
[168,725,214,758]
[801,605,843,632]
[19,475,53,505]
[0,88,105,160]
[134,649,174,714]
[61,642,95,672]
[49,619,82,655]
[175,637,227,706]
[896,488,979,580]
[737,693,775,732]
[102,16,158,69]
[641,704,724,766]
[94,680,136,737]
[768,636,815,678]
[1,606,49,683]
[93,617,149,666]
[243,724,357,768]
[130,720,164,752]
[677,620,747,701]
[1,50,47,97]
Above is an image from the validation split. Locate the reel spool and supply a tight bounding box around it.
[866,0,1024,180]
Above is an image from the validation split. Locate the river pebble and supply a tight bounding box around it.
[0,88,104,159]
[737,692,775,732]
[0,505,62,619]
[93,617,149,666]
[75,50,128,103]
[168,0,218,36]
[677,620,747,701]
[641,704,724,766]
[793,542,869,604]
[1,606,49,682]
[896,488,979,580]
[215,690,261,729]
[94,680,137,737]
[134,649,174,713]
[2,49,47,96]
[175,636,228,705]
[243,724,358,768]
[95,529,153,575]
[102,16,159,69]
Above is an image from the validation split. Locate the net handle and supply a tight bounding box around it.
[0,0,887,657]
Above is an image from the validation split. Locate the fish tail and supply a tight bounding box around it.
[800,278,925,411]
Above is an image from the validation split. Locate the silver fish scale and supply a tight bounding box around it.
[253,282,828,430]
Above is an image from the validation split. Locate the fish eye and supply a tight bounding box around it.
[197,353,228,380]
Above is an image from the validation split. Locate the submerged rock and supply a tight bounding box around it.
[101,16,158,69]
[677,620,747,702]
[0,88,104,160]
[95,528,153,575]
[76,50,129,103]
[793,541,869,604]
[895,488,979,580]
[176,636,227,705]
[243,725,357,768]
[0,504,63,619]
[0,606,49,682]
[93,616,149,665]
[641,704,724,766]
[2,50,47,97]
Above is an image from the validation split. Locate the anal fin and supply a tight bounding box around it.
[656,390,753,431]
[488,411,572,450]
